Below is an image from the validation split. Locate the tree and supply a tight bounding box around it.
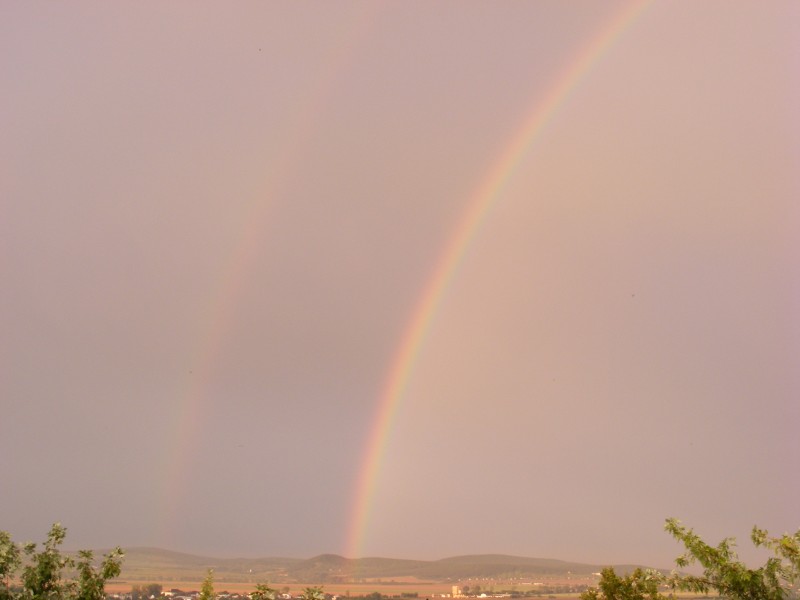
[582,519,800,600]
[580,569,664,600]
[73,548,123,600]
[20,523,72,600]
[0,524,123,600]
[0,532,21,600]
[132,583,163,600]
[199,570,216,600]
[664,518,800,600]
[301,587,324,600]
[752,526,800,591]
[251,584,277,600]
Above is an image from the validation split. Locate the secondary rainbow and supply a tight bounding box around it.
[155,4,381,546]
[345,0,653,560]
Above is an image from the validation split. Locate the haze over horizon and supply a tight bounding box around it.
[2,1,798,571]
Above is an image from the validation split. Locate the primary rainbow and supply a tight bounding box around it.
[345,0,652,560]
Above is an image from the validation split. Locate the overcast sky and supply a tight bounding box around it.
[2,1,799,570]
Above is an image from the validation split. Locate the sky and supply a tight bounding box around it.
[2,1,799,570]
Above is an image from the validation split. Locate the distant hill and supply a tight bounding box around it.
[113,548,302,584]
[113,549,654,584]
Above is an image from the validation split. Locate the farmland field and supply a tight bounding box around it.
[106,577,599,598]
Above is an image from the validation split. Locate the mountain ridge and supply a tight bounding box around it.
[108,548,655,583]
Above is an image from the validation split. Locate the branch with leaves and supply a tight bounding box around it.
[580,567,665,600]
[301,587,324,600]
[0,524,123,600]
[664,517,799,600]
[582,519,800,600]
[250,584,277,600]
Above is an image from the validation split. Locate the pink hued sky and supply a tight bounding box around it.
[2,1,798,569]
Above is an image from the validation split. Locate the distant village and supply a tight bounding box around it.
[112,590,297,600]
[108,582,594,600]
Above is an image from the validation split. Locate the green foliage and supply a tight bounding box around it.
[250,583,277,600]
[1,531,22,600]
[301,587,324,600]
[664,517,799,600]
[73,548,123,600]
[21,523,72,600]
[582,519,800,600]
[580,568,664,600]
[0,524,123,600]
[131,584,163,600]
[199,570,216,600]
[751,527,800,590]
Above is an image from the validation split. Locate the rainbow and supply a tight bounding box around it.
[345,0,653,560]
[156,200,272,542]
[155,3,382,546]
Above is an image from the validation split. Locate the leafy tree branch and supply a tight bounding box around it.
[0,524,123,600]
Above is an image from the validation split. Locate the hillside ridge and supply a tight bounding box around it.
[110,548,654,583]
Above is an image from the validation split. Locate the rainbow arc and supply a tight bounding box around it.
[344,0,653,562]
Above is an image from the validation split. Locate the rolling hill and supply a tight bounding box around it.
[112,549,652,584]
